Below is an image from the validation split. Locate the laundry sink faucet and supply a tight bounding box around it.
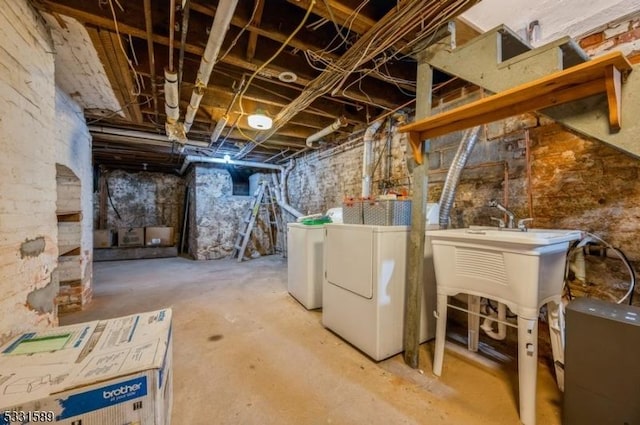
[488,199,517,229]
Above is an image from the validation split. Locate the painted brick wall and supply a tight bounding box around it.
[0,0,59,344]
[54,89,93,312]
[580,12,640,62]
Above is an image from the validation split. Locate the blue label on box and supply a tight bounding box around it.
[57,376,148,420]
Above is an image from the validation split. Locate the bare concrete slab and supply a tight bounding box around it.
[62,256,562,425]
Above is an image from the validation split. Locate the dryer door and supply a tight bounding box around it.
[325,225,373,299]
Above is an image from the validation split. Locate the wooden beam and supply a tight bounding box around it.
[40,1,405,110]
[86,27,133,122]
[285,0,376,35]
[189,2,416,92]
[246,0,265,62]
[399,51,633,162]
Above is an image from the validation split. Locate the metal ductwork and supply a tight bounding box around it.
[183,0,238,133]
[306,117,348,148]
[438,126,481,228]
[361,120,382,197]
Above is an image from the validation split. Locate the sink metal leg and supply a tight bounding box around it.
[433,293,448,376]
[546,299,565,391]
[468,295,481,352]
[517,316,538,425]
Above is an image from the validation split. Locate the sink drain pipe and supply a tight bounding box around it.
[438,126,481,229]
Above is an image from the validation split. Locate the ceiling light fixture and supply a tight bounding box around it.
[247,110,273,130]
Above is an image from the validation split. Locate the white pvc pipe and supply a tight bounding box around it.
[184,87,204,132]
[179,155,283,175]
[361,120,382,197]
[183,0,238,134]
[164,68,180,124]
[481,302,507,340]
[306,117,347,148]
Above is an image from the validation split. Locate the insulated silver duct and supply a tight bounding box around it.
[438,126,481,228]
[361,120,382,197]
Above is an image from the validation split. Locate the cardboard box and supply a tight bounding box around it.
[0,309,173,425]
[145,227,174,247]
[118,227,144,247]
[93,229,115,248]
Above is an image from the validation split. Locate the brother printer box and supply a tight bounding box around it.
[0,309,173,425]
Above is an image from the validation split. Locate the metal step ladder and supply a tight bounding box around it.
[232,181,284,262]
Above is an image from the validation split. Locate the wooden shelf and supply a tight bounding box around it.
[57,211,82,222]
[59,246,81,257]
[399,51,633,163]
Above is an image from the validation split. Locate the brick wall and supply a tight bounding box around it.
[288,24,640,305]
[0,0,60,343]
[580,12,640,62]
[54,89,93,313]
[0,0,97,342]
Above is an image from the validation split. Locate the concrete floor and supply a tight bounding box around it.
[61,256,562,425]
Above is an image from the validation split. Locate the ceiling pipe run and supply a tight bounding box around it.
[183,0,238,133]
[89,125,207,147]
[179,155,283,175]
[179,155,304,218]
[305,117,348,148]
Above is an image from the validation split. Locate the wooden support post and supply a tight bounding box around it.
[403,52,433,369]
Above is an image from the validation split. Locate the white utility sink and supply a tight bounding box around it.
[427,227,582,316]
[429,226,582,425]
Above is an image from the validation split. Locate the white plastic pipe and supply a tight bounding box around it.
[179,155,283,175]
[361,120,382,197]
[164,69,179,124]
[481,302,507,340]
[306,117,347,148]
[183,87,204,132]
[183,0,238,133]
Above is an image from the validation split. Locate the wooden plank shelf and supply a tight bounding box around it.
[57,211,82,222]
[399,51,633,163]
[59,246,81,257]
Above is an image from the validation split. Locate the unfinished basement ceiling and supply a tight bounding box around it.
[37,0,483,173]
[36,0,637,173]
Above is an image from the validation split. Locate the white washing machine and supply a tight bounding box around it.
[287,222,326,309]
[322,223,436,360]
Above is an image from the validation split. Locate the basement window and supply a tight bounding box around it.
[228,167,250,196]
